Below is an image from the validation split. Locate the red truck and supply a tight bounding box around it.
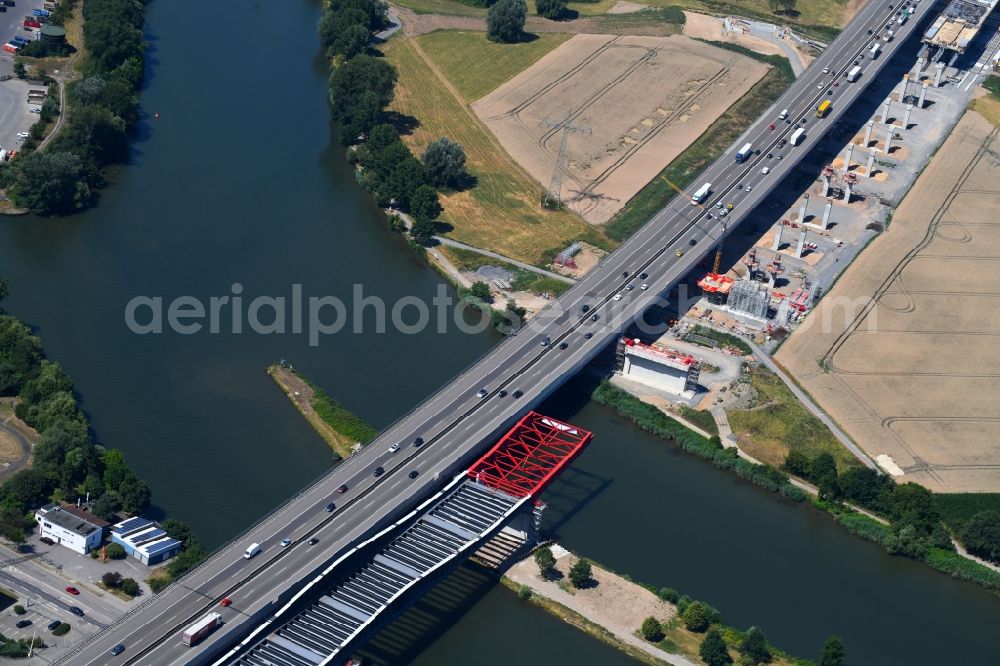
[2,43,17,54]
[23,19,40,29]
[182,612,221,647]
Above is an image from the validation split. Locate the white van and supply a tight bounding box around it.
[244,543,261,559]
[779,109,789,120]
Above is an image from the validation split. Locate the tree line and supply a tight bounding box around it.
[0,282,202,588]
[321,0,471,247]
[2,0,144,215]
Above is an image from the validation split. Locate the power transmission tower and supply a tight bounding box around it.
[540,114,591,208]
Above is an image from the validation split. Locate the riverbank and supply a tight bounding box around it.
[599,378,1000,595]
[267,364,377,460]
[505,547,813,666]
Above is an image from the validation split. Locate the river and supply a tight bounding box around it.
[0,1,997,664]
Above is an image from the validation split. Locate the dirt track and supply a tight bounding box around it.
[777,110,1000,493]
[472,34,767,224]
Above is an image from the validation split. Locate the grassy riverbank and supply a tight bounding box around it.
[267,365,377,460]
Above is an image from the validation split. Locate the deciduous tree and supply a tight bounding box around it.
[640,616,663,642]
[487,0,527,43]
[700,627,733,666]
[568,558,592,588]
[819,635,845,666]
[533,546,555,579]
[422,137,469,188]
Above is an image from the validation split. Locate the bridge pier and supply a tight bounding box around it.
[843,143,854,171]
[863,119,874,146]
[884,124,894,154]
[903,103,913,130]
[797,195,809,224]
[796,227,807,258]
[880,98,891,123]
[772,223,784,251]
[918,81,928,108]
[934,61,945,87]
[867,148,877,177]
[820,199,833,229]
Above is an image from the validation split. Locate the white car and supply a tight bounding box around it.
[613,294,624,301]
[280,539,291,547]
[761,167,770,175]
[388,443,400,453]
[29,108,40,114]
[640,283,649,290]
[16,132,28,140]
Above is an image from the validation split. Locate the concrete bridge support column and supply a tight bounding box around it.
[797,195,809,224]
[903,104,913,130]
[844,143,854,171]
[772,224,783,251]
[918,81,929,108]
[880,98,891,123]
[821,175,830,197]
[863,119,875,146]
[913,57,924,78]
[796,227,807,258]
[821,200,833,229]
[934,62,945,87]
[843,180,852,203]
[884,124,894,154]
[866,148,877,178]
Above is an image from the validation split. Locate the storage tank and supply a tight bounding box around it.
[39,25,65,46]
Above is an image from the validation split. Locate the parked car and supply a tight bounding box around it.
[39,537,54,545]
[15,619,31,628]
[47,620,61,631]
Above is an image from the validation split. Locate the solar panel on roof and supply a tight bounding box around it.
[130,528,166,545]
[143,538,181,556]
[112,517,151,535]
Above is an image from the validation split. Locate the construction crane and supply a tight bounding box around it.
[658,177,728,273]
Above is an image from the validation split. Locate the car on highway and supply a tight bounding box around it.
[816,83,823,89]
[626,283,634,291]
[408,470,419,479]
[591,313,599,321]
[689,238,698,245]
[220,598,232,607]
[620,271,628,278]
[540,336,550,347]
[69,606,84,617]
[15,619,31,628]
[558,342,568,350]
[746,186,753,193]
[584,332,593,339]
[281,538,291,547]
[675,250,684,257]
[736,183,743,190]
[388,443,399,453]
[66,586,79,595]
[768,123,775,130]
[499,389,507,397]
[413,437,423,447]
[476,388,488,398]
[47,620,61,631]
[110,644,125,656]
[581,304,589,312]
[778,139,787,148]
[512,390,523,398]
[613,293,623,301]
[325,502,335,512]
[822,67,829,73]
[719,209,728,218]
[373,466,384,477]
[308,538,319,546]
[761,167,770,175]
[640,283,648,290]
[336,484,348,493]
[714,201,723,209]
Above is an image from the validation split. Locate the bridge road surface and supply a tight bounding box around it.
[63,2,935,663]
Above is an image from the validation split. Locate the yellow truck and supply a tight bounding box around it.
[815,100,832,118]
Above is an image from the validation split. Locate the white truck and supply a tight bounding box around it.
[244,542,261,559]
[846,65,862,82]
[692,182,712,204]
[869,42,882,58]
[790,127,806,146]
[735,142,753,163]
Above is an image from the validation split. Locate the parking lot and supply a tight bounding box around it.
[0,77,44,150]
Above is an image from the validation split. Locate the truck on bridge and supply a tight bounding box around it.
[815,100,832,118]
[735,143,753,163]
[790,127,806,146]
[182,612,221,647]
[692,182,712,204]
[847,65,862,82]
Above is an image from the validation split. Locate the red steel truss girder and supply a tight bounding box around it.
[467,411,593,498]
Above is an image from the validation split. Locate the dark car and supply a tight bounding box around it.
[867,28,873,34]
[512,390,523,398]
[15,619,31,629]
[498,389,507,398]
[69,606,84,617]
[408,470,419,479]
[308,538,319,545]
[39,537,54,545]
[47,620,61,631]
[584,332,593,339]
[558,342,568,350]
[689,238,697,246]
[639,272,648,280]
[110,644,125,656]
[767,153,773,159]
[591,313,599,322]
[621,271,629,278]
[336,484,348,494]
[581,304,589,313]
[413,436,423,447]
[373,466,384,477]
[325,502,335,512]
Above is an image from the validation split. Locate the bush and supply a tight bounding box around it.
[13,605,25,615]
[147,575,170,594]
[104,543,127,560]
[568,558,592,588]
[120,578,140,597]
[101,571,123,588]
[52,622,70,636]
[700,627,733,666]
[959,510,1000,564]
[640,616,663,642]
[657,587,679,604]
[517,584,532,601]
[536,0,567,19]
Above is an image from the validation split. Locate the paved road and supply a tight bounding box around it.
[62,2,934,663]
[0,418,30,482]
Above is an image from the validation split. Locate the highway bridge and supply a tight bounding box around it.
[61,1,941,663]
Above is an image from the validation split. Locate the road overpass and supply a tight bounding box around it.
[60,1,939,663]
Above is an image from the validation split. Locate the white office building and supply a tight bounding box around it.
[34,504,105,555]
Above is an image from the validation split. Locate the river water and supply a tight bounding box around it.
[0,1,998,664]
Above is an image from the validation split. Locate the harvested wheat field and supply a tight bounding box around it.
[472,34,768,224]
[777,110,1000,493]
